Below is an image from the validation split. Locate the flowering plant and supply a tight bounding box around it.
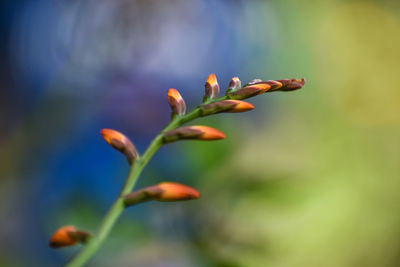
[49,74,305,266]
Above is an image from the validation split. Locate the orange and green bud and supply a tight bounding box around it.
[49,226,90,249]
[200,100,254,116]
[100,129,138,165]
[167,88,186,116]
[204,73,220,101]
[124,182,200,206]
[226,77,242,93]
[163,125,226,143]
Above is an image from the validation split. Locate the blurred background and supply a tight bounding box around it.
[1,0,400,266]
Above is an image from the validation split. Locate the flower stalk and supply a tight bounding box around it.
[51,75,305,267]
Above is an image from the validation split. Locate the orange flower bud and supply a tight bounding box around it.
[49,226,90,249]
[228,83,271,100]
[204,73,220,100]
[100,129,138,165]
[200,100,254,116]
[124,182,200,205]
[163,125,226,143]
[227,77,242,92]
[167,88,186,116]
[155,182,200,201]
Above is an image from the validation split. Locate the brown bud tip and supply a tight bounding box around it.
[163,125,226,143]
[100,129,138,165]
[155,182,200,201]
[49,226,78,248]
[167,88,186,116]
[228,77,242,91]
[275,78,306,91]
[204,73,220,99]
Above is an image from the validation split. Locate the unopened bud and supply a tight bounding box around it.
[204,73,220,101]
[226,77,242,93]
[163,125,226,143]
[124,182,200,205]
[167,88,186,116]
[100,129,138,165]
[228,83,271,100]
[274,78,305,91]
[49,225,90,249]
[200,100,254,116]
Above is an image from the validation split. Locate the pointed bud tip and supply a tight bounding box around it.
[49,225,78,249]
[229,100,254,112]
[206,73,218,86]
[100,129,125,145]
[167,88,182,101]
[100,128,138,164]
[191,126,226,140]
[157,182,200,201]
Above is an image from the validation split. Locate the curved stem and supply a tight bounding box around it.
[66,96,228,267]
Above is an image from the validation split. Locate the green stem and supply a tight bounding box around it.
[66,96,228,267]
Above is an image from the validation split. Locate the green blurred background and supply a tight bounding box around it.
[1,0,399,266]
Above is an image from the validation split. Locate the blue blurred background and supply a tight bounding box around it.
[1,0,400,266]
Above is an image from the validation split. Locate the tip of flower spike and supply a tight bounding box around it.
[276,78,306,91]
[190,126,226,140]
[49,225,90,249]
[157,182,200,201]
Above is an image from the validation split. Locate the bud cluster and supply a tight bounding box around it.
[50,73,305,257]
